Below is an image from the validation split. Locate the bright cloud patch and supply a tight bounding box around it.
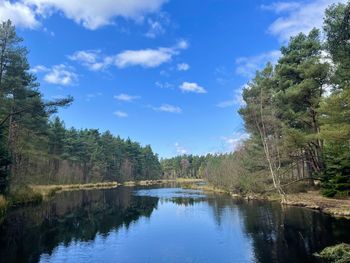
[263,0,347,42]
[0,1,39,29]
[24,0,168,30]
[179,82,207,94]
[235,50,281,78]
[43,64,78,86]
[115,40,188,68]
[115,48,173,68]
[114,93,140,102]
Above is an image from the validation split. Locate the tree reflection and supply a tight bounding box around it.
[0,187,158,263]
[206,196,350,263]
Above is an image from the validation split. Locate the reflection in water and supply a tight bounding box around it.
[0,187,158,263]
[0,186,349,263]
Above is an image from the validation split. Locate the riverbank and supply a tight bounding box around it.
[184,183,350,219]
[30,178,203,198]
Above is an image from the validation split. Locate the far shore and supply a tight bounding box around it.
[30,178,204,198]
[183,183,350,219]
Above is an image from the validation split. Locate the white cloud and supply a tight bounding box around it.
[30,64,49,73]
[177,63,190,71]
[179,82,207,94]
[43,64,78,86]
[114,110,128,118]
[68,50,107,71]
[115,40,188,68]
[24,0,168,30]
[235,50,281,78]
[116,48,173,68]
[153,104,182,113]
[174,142,187,154]
[114,93,140,102]
[263,0,347,42]
[69,40,188,71]
[221,132,250,152]
[0,1,39,29]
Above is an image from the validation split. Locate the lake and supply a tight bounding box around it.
[0,185,349,263]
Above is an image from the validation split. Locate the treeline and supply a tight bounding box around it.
[163,2,350,198]
[161,155,208,178]
[0,20,162,195]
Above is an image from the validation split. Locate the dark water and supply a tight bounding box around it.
[0,186,349,263]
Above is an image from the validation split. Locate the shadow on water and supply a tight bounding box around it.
[0,186,349,263]
[205,196,350,263]
[0,187,158,263]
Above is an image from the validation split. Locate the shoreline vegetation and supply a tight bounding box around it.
[183,182,350,219]
[0,178,203,218]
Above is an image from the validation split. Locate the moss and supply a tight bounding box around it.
[314,243,350,263]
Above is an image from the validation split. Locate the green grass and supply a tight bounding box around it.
[314,243,350,263]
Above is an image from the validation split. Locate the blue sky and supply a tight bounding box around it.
[1,0,345,157]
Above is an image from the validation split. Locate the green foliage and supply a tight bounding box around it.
[161,154,208,179]
[315,243,350,263]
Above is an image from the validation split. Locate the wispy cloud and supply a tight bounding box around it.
[177,63,190,71]
[155,81,174,89]
[262,0,347,42]
[179,82,207,94]
[86,92,102,102]
[217,84,247,108]
[145,12,169,38]
[114,93,140,102]
[152,104,182,113]
[235,50,281,78]
[68,50,112,71]
[114,111,128,118]
[221,132,250,152]
[174,142,187,154]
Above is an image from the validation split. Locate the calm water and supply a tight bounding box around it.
[0,186,349,263]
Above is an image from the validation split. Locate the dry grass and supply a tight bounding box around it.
[30,181,119,197]
[283,191,350,218]
[0,195,7,216]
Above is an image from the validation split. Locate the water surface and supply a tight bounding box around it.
[0,186,349,263]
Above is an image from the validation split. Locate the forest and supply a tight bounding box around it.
[0,20,162,205]
[162,2,350,199]
[0,2,349,214]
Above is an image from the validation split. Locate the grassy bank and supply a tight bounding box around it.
[185,182,350,219]
[30,182,119,198]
